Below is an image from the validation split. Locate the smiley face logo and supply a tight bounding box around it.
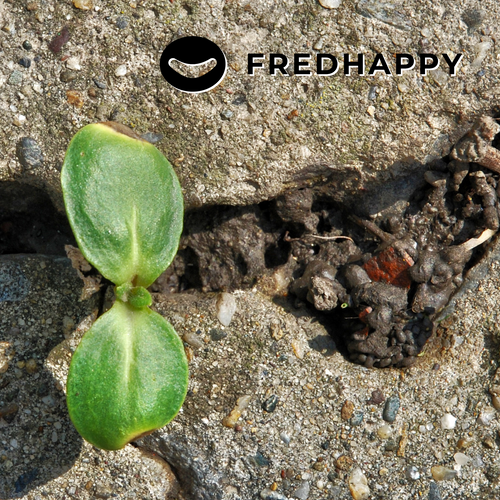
[160,36,227,94]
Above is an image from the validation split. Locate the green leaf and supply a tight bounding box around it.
[61,122,183,287]
[66,300,188,450]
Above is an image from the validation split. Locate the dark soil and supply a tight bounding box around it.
[0,182,74,256]
[154,153,500,368]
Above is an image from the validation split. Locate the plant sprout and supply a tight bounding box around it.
[61,122,188,450]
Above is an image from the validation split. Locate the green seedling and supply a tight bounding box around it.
[61,122,188,450]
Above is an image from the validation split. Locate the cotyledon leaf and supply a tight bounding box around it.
[66,300,189,450]
[61,122,183,287]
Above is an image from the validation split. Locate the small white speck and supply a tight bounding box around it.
[441,413,457,430]
[115,64,128,77]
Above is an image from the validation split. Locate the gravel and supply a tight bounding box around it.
[1,0,500,498]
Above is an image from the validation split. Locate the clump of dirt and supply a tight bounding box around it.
[286,158,498,368]
[154,116,500,368]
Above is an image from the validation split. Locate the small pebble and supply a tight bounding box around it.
[222,395,251,428]
[291,339,305,359]
[13,115,26,127]
[93,78,107,89]
[16,137,44,170]
[319,0,341,8]
[66,90,84,108]
[398,429,408,456]
[182,332,204,349]
[88,87,97,98]
[440,413,457,430]
[42,395,55,406]
[260,489,287,500]
[60,70,77,82]
[220,110,233,120]
[335,455,353,471]
[454,452,471,466]
[116,15,129,29]
[341,400,354,420]
[313,37,324,50]
[477,407,496,425]
[368,389,384,405]
[431,465,457,481]
[8,70,23,86]
[366,105,376,117]
[232,95,246,105]
[222,408,241,428]
[2,23,16,34]
[292,481,310,500]
[25,358,37,374]
[141,132,164,144]
[482,436,495,449]
[428,482,442,500]
[350,411,364,426]
[253,452,270,467]
[405,465,420,480]
[377,424,392,439]
[313,461,324,471]
[382,396,400,422]
[262,394,279,413]
[280,432,291,445]
[384,439,398,452]
[18,57,31,68]
[348,468,370,500]
[327,471,337,482]
[456,437,473,449]
[22,40,33,51]
[115,64,127,77]
[489,387,500,410]
[368,85,377,100]
[73,0,93,9]
[209,328,227,341]
[66,57,81,70]
[216,292,237,326]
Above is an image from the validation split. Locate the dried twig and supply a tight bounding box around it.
[283,231,353,243]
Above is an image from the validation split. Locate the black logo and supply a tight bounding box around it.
[160,36,227,93]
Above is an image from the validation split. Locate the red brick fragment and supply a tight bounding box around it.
[363,246,413,288]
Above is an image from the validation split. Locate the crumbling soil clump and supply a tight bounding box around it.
[155,116,500,368]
